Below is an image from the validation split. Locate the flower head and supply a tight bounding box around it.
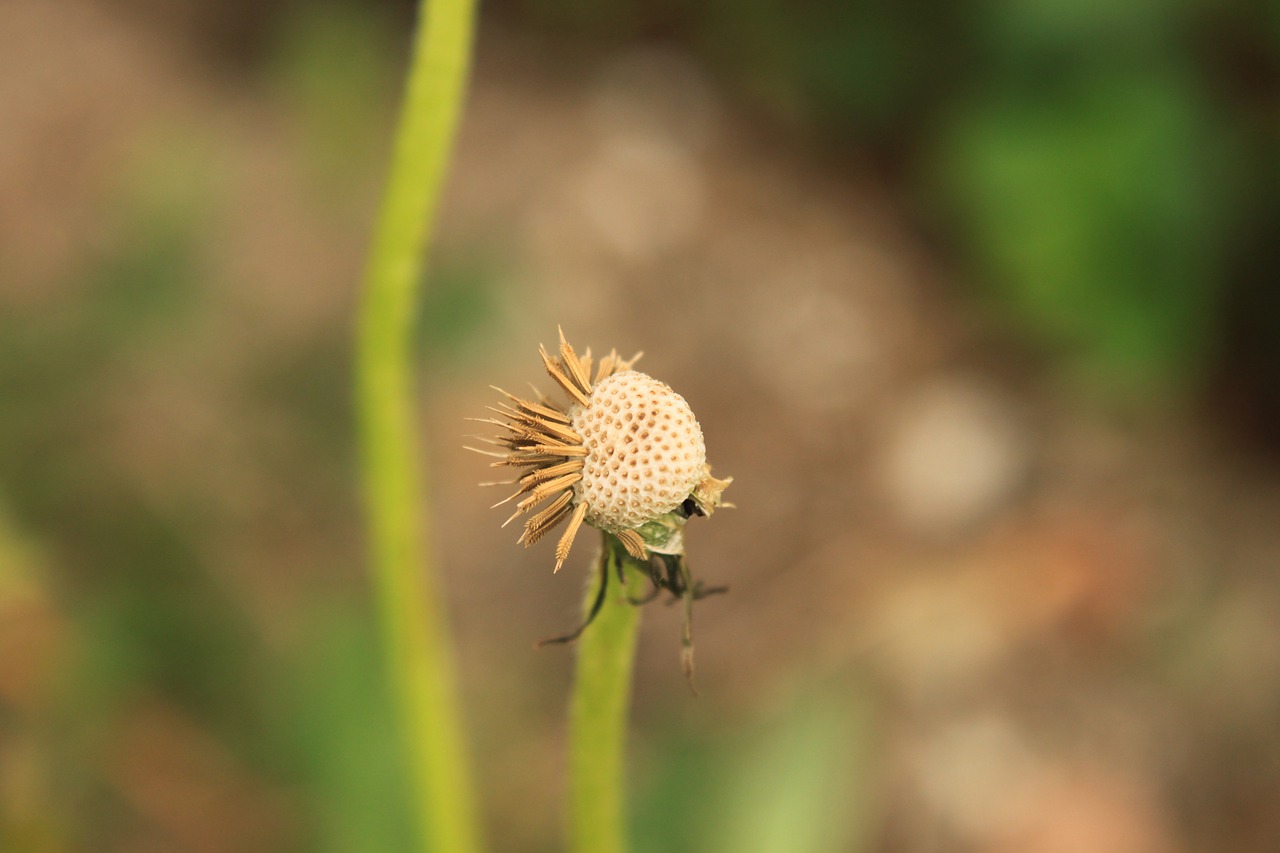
[469,328,731,573]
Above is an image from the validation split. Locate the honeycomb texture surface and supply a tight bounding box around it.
[570,370,706,531]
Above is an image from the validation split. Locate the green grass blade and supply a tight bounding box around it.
[354,0,482,851]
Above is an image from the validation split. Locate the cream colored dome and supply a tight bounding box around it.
[570,370,707,532]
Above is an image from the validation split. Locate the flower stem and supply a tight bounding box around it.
[354,0,480,851]
[568,534,645,853]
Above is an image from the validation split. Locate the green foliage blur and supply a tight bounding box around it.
[509,0,1278,404]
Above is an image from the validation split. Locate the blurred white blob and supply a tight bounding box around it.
[880,376,1031,536]
[744,269,886,418]
[912,714,1041,839]
[571,48,718,262]
[574,133,705,262]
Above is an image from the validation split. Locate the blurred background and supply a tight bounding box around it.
[2,0,1279,850]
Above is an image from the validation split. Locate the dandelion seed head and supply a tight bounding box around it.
[571,370,706,532]
[469,328,728,573]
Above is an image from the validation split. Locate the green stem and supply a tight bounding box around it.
[354,0,480,851]
[568,535,645,853]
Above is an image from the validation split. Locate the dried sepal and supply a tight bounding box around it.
[555,503,589,574]
[615,529,649,560]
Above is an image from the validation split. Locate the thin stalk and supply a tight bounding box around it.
[354,0,480,851]
[568,534,645,853]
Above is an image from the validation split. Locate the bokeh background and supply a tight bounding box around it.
[3,0,1280,850]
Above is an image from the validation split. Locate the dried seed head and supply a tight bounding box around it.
[471,329,734,676]
[468,328,730,574]
[571,370,706,532]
